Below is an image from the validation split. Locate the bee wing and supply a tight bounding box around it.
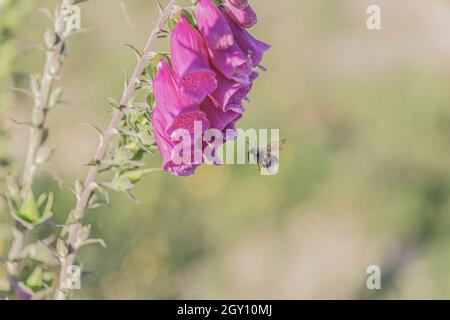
[248,147,259,162]
[279,138,287,150]
[270,139,287,151]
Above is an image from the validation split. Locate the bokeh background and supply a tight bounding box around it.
[1,0,450,299]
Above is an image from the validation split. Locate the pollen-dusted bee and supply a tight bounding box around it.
[248,138,286,175]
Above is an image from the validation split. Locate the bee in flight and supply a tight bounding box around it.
[248,138,287,175]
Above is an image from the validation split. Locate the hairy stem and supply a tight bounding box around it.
[54,0,177,300]
[7,3,68,281]
[22,5,66,194]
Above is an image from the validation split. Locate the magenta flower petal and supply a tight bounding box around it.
[209,71,258,113]
[169,111,211,134]
[224,1,257,28]
[170,16,217,104]
[201,97,243,133]
[196,0,234,50]
[224,11,270,67]
[225,0,248,10]
[153,108,200,177]
[153,60,210,135]
[207,42,253,83]
[195,0,253,83]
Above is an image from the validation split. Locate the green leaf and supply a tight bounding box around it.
[125,168,162,185]
[124,43,142,60]
[26,243,59,266]
[168,18,177,31]
[57,239,68,257]
[48,86,62,109]
[18,192,40,223]
[116,147,133,162]
[145,89,155,108]
[33,192,54,226]
[126,170,145,184]
[147,53,166,80]
[36,147,54,164]
[26,267,43,291]
[88,184,110,209]
[79,238,106,248]
[181,9,197,27]
[42,272,54,283]
[124,142,140,154]
[36,193,48,208]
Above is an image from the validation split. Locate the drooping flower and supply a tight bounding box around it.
[201,97,243,165]
[207,41,253,83]
[201,96,242,135]
[152,107,202,176]
[223,0,257,28]
[209,71,258,113]
[153,0,270,176]
[223,8,270,67]
[152,59,210,135]
[153,59,211,176]
[195,0,234,50]
[170,16,217,104]
[195,0,254,83]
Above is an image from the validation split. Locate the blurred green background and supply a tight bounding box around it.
[2,0,450,299]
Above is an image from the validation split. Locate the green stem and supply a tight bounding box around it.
[22,7,66,194]
[7,2,68,295]
[54,0,178,300]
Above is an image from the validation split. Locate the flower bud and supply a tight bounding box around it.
[226,0,248,10]
[224,1,257,28]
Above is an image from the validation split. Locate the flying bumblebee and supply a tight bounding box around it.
[248,138,287,175]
